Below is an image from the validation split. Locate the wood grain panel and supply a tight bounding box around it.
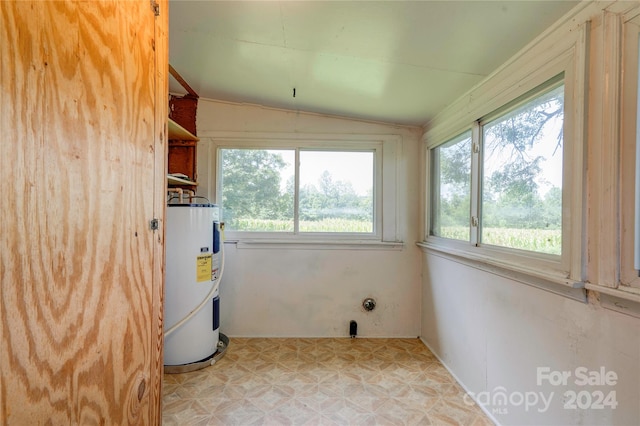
[152,0,169,423]
[0,0,166,423]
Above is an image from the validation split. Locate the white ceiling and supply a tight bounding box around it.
[169,0,578,126]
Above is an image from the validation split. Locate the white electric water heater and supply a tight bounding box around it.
[164,203,221,366]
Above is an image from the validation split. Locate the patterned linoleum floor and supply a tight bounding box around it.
[162,338,492,425]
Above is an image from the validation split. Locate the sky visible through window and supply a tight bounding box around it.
[271,150,373,196]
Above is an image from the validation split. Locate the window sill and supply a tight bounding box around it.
[226,239,405,251]
[584,284,640,319]
[417,241,586,302]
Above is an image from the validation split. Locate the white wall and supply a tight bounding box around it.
[195,100,423,337]
[422,253,640,425]
[420,2,640,425]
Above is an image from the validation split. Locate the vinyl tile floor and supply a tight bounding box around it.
[162,338,493,425]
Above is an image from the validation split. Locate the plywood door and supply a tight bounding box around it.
[0,0,167,423]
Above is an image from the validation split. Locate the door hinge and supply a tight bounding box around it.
[150,218,159,231]
[150,0,160,16]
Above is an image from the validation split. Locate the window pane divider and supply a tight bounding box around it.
[294,148,300,234]
[470,122,481,246]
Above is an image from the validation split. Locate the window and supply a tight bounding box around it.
[621,13,640,290]
[422,21,587,298]
[481,83,564,255]
[430,131,472,241]
[429,79,565,255]
[217,140,385,240]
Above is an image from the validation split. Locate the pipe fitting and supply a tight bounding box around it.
[362,298,376,311]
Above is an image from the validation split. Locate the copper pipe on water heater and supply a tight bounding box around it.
[167,187,183,203]
[183,189,195,202]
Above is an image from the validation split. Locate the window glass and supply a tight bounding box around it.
[299,151,374,233]
[430,132,472,241]
[481,84,564,254]
[220,149,294,231]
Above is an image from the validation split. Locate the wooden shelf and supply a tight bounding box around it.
[168,118,199,141]
[167,69,199,188]
[167,174,198,186]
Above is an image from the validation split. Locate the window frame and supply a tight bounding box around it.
[218,142,381,239]
[580,6,640,317]
[620,12,640,292]
[421,24,588,299]
[196,132,402,247]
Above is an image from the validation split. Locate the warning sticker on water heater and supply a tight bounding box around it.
[196,255,212,283]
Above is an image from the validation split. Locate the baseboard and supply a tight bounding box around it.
[224,334,422,339]
[419,337,500,426]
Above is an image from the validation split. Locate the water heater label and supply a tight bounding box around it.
[196,255,212,282]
